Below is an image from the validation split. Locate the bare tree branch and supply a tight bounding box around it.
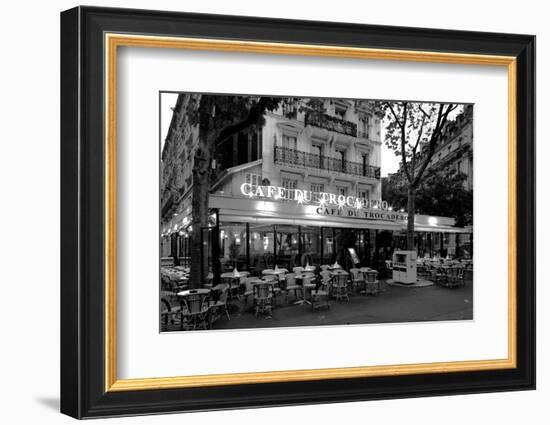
[413,113,427,153]
[418,106,430,118]
[214,98,270,148]
[412,103,456,187]
[387,102,404,129]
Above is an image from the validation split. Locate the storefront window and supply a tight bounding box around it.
[323,227,335,264]
[249,224,275,270]
[219,222,247,271]
[275,224,299,269]
[301,226,321,265]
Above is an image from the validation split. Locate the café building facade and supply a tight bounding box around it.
[161,95,472,272]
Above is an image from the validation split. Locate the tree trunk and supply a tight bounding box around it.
[211,210,221,287]
[406,186,416,250]
[188,132,214,289]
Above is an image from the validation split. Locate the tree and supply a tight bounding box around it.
[382,101,459,250]
[381,174,407,212]
[383,169,473,227]
[184,95,290,288]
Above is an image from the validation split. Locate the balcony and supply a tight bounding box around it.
[274,146,380,179]
[304,110,357,137]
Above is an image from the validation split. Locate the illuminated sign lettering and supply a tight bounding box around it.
[240,182,397,213]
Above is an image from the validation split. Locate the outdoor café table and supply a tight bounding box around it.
[169,272,188,282]
[220,272,245,298]
[293,274,316,305]
[263,268,287,282]
[211,283,229,291]
[303,265,316,273]
[177,288,210,297]
[176,289,210,311]
[263,268,287,275]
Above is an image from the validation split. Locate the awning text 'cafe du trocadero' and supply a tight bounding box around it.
[161,181,472,271]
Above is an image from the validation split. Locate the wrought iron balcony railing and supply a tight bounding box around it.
[304,111,357,137]
[274,146,381,179]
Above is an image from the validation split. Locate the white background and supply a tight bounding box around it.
[0,0,546,424]
[118,47,508,379]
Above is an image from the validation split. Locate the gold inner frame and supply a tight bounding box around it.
[104,33,517,392]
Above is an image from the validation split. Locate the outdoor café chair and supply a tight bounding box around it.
[181,292,210,330]
[319,270,333,296]
[161,274,173,291]
[209,287,230,323]
[204,272,214,288]
[428,264,439,282]
[445,267,462,288]
[350,268,364,294]
[240,277,257,304]
[332,273,349,302]
[365,270,380,296]
[311,281,330,311]
[320,270,332,282]
[320,264,330,271]
[416,263,428,277]
[457,266,466,285]
[435,267,448,285]
[253,282,273,317]
[300,272,317,303]
[160,294,183,331]
[274,277,289,305]
[284,273,302,301]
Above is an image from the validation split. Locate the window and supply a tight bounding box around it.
[282,178,298,189]
[310,183,324,193]
[336,149,346,171]
[359,115,370,138]
[358,189,370,200]
[313,144,323,157]
[282,134,297,150]
[312,144,323,168]
[283,102,296,117]
[335,106,346,120]
[336,186,347,196]
[245,173,262,187]
[282,178,298,200]
[361,153,370,176]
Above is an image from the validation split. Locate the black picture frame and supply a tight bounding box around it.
[60,5,535,419]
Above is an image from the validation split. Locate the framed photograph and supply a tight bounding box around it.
[60,6,535,419]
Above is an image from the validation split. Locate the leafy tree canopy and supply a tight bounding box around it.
[382,168,473,227]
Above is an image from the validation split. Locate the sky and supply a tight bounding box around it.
[160,93,461,177]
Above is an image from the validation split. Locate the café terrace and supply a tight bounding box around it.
[160,182,472,331]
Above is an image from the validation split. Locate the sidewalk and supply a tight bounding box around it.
[212,279,473,331]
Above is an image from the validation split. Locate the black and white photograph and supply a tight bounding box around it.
[159,93,474,332]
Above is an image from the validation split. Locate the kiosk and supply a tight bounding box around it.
[392,250,417,284]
